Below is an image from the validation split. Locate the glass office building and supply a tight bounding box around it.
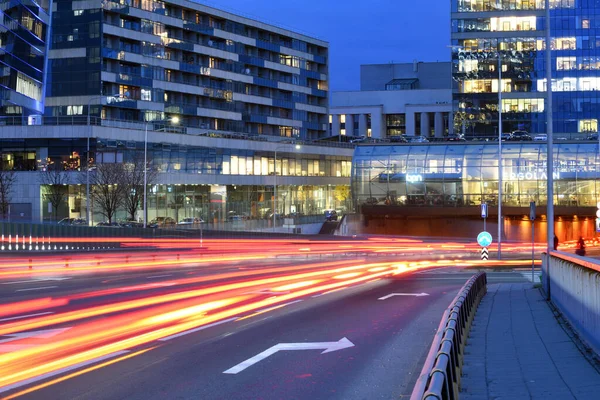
[352,142,600,209]
[451,0,600,139]
[0,0,50,118]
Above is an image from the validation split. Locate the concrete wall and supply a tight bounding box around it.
[544,252,600,356]
[360,62,451,91]
[357,215,597,243]
[331,90,451,115]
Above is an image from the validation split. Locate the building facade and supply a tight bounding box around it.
[45,0,329,140]
[0,1,353,225]
[0,0,50,119]
[452,0,600,139]
[330,62,452,140]
[352,141,599,240]
[0,124,353,224]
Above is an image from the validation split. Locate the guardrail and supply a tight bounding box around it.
[411,272,487,400]
[542,251,600,357]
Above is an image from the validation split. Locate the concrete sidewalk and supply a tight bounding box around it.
[460,283,600,400]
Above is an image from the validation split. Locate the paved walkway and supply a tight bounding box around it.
[461,283,600,400]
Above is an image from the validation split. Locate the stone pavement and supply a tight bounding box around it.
[460,283,600,400]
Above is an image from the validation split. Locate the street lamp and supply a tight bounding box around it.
[143,116,179,228]
[274,144,301,231]
[86,93,122,226]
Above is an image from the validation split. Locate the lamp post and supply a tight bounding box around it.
[497,53,503,259]
[545,0,554,253]
[143,116,179,228]
[273,144,301,231]
[86,93,121,226]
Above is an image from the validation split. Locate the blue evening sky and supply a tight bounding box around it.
[199,0,450,91]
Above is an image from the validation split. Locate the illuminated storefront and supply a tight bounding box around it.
[353,142,600,209]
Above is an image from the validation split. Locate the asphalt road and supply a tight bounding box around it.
[0,264,532,400]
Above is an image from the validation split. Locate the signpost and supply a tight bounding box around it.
[477,231,492,261]
[596,202,600,233]
[530,201,536,283]
[481,202,488,232]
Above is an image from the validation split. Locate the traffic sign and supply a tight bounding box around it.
[481,247,489,260]
[477,231,493,247]
[481,203,488,218]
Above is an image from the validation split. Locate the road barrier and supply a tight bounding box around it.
[410,272,487,400]
[542,251,600,357]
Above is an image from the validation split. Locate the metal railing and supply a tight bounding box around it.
[543,251,600,356]
[411,272,487,400]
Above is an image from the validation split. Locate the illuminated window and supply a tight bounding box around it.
[462,79,511,93]
[340,115,346,124]
[557,56,576,70]
[502,99,545,113]
[490,16,537,32]
[579,119,598,133]
[459,59,478,73]
[582,19,590,29]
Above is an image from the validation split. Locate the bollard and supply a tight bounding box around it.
[29,259,32,270]
[65,258,69,268]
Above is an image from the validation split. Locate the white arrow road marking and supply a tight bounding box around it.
[223,337,355,374]
[378,293,429,300]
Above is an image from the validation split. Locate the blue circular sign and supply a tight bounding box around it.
[477,231,493,247]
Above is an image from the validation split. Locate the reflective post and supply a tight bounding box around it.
[498,54,503,259]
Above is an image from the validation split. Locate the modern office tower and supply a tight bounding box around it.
[45,0,330,140]
[0,0,50,120]
[451,0,600,139]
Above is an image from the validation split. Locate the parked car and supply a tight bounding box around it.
[120,220,143,228]
[178,217,203,225]
[389,135,409,143]
[408,136,429,143]
[57,218,87,226]
[500,133,511,141]
[149,217,176,228]
[446,134,466,142]
[533,133,547,141]
[324,210,338,221]
[508,130,532,141]
[96,222,122,228]
[586,133,599,141]
[350,136,366,144]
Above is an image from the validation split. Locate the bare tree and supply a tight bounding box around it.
[89,163,127,224]
[39,162,69,221]
[122,153,158,221]
[0,167,16,220]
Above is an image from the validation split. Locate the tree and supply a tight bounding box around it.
[89,163,126,224]
[39,162,69,221]
[122,153,158,222]
[334,185,351,211]
[0,167,16,220]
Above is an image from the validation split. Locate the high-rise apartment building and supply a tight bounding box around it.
[451,0,600,138]
[0,0,50,119]
[45,0,330,140]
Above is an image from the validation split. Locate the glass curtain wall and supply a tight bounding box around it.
[352,143,600,208]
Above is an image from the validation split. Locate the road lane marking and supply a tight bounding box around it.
[0,312,53,322]
[146,274,172,279]
[2,348,151,400]
[15,286,57,292]
[2,278,70,284]
[223,337,355,374]
[0,350,130,394]
[158,317,239,341]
